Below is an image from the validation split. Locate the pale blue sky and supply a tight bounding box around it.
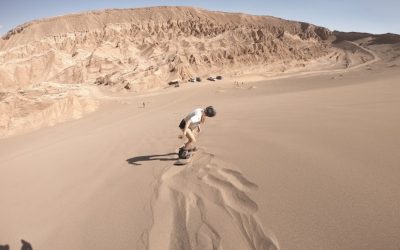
[0,0,399,36]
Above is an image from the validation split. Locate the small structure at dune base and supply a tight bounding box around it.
[188,77,202,83]
[168,80,180,87]
[207,76,223,81]
[207,77,216,81]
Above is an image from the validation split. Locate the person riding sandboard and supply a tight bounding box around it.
[176,106,216,163]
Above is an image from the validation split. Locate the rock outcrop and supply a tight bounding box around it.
[0,6,333,91]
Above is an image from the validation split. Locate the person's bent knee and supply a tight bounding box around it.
[186,135,196,143]
[186,130,196,143]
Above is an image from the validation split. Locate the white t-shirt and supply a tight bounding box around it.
[184,108,203,129]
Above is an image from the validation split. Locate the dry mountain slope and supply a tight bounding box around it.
[2,6,398,138]
[0,6,332,91]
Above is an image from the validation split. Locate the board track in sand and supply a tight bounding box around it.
[138,149,279,250]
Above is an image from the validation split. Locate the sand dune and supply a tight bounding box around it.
[1,43,400,248]
[1,6,400,250]
[140,150,278,250]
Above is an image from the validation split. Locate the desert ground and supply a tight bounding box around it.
[1,6,400,250]
[0,34,399,250]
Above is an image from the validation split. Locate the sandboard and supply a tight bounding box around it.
[174,147,197,165]
[176,146,198,153]
[174,155,192,165]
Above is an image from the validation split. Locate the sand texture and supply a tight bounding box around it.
[1,6,400,250]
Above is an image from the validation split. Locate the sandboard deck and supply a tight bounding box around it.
[174,157,192,165]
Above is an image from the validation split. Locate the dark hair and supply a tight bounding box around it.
[204,106,216,117]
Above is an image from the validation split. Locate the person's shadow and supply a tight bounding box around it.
[21,240,32,250]
[126,152,178,166]
[0,239,33,250]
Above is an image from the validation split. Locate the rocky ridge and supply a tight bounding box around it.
[5,6,393,138]
[0,6,333,91]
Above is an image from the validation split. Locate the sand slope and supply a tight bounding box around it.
[140,150,278,250]
[1,39,400,249]
[1,6,400,250]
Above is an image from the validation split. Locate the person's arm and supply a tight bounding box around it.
[198,113,206,133]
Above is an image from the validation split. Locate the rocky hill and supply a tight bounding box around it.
[333,31,400,45]
[0,6,333,91]
[3,6,397,138]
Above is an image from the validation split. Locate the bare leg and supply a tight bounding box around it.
[184,129,196,150]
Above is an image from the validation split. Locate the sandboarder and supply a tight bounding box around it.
[178,106,216,159]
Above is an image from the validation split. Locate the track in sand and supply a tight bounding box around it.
[138,149,279,250]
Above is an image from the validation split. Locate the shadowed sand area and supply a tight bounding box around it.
[1,40,400,249]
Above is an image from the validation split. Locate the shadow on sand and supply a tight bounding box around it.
[126,152,178,165]
[0,239,33,250]
[20,240,32,250]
